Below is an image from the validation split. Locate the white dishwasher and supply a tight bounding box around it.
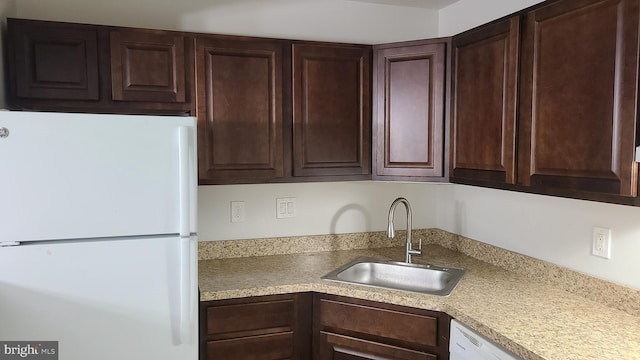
[450,320,521,360]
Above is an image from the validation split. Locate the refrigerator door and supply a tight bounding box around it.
[0,111,197,243]
[0,235,198,360]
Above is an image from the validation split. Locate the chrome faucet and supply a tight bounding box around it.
[387,197,422,263]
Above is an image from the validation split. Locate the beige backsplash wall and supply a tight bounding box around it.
[197,181,441,240]
[198,182,640,291]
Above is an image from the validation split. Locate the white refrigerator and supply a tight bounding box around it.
[0,111,198,360]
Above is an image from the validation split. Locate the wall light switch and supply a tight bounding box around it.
[231,201,245,223]
[592,226,611,259]
[276,197,296,219]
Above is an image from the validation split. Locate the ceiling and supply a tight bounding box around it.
[344,0,460,9]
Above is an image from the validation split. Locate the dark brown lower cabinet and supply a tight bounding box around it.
[200,293,451,360]
[207,332,294,359]
[314,294,450,360]
[199,293,312,360]
[318,332,437,360]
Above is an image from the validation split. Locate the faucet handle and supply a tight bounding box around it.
[408,238,422,257]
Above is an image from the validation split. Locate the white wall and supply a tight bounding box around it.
[436,185,640,289]
[438,0,544,36]
[198,181,442,241]
[15,0,439,44]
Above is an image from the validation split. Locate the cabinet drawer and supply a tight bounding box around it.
[207,299,294,337]
[206,332,293,360]
[319,331,437,360]
[318,298,438,347]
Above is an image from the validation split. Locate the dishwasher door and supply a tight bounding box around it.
[450,320,520,360]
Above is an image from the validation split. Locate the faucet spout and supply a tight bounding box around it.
[387,197,421,263]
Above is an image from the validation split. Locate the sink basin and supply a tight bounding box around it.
[322,257,465,296]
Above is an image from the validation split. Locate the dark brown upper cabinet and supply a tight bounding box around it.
[451,17,520,186]
[7,18,192,114]
[110,30,187,103]
[373,40,447,181]
[197,41,371,184]
[518,0,640,197]
[292,43,371,178]
[7,19,100,102]
[195,37,285,184]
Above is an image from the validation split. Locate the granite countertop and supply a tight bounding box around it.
[199,244,640,360]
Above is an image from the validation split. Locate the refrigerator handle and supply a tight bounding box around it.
[177,126,194,344]
[178,126,190,238]
[178,237,194,344]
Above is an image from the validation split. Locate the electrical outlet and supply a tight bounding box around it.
[230,201,245,223]
[276,197,296,219]
[592,227,611,259]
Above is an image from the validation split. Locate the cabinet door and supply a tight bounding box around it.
[373,42,446,180]
[8,18,99,101]
[292,44,371,178]
[200,293,312,360]
[317,332,437,360]
[196,37,284,184]
[110,30,186,103]
[451,18,520,186]
[518,0,640,196]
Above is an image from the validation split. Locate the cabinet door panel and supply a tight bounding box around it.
[9,19,99,101]
[110,30,186,103]
[451,17,519,185]
[519,0,639,195]
[318,332,436,360]
[196,38,284,183]
[292,44,371,177]
[374,43,445,179]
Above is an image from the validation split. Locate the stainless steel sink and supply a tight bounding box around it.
[322,257,465,296]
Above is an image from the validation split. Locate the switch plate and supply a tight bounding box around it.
[276,197,296,218]
[592,227,611,259]
[231,201,245,223]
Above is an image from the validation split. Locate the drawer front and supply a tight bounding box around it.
[319,331,437,360]
[319,298,438,347]
[206,332,293,360]
[207,299,294,336]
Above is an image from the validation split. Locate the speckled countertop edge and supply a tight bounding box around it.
[199,245,640,360]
